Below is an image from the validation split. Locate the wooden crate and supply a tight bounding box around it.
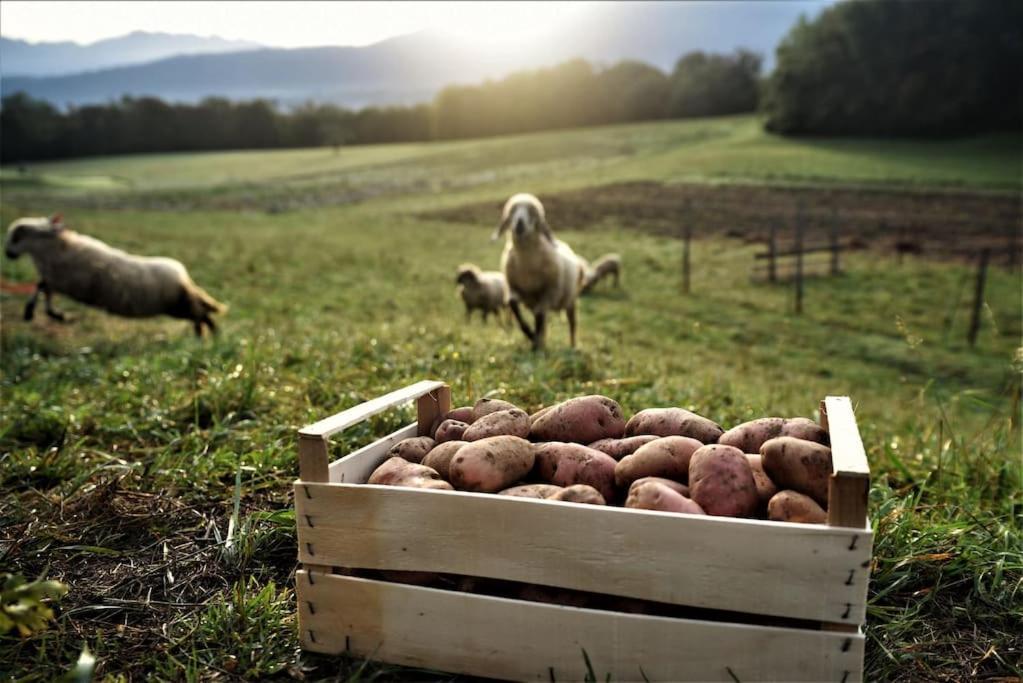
[294,381,872,682]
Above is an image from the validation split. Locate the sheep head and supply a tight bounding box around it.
[492,193,553,245]
[455,263,481,286]
[4,215,63,260]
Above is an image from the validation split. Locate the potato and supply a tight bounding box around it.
[499,483,563,499]
[745,453,778,507]
[421,440,467,480]
[760,436,832,507]
[767,490,827,524]
[717,417,785,453]
[367,457,453,491]
[780,417,830,446]
[533,442,618,502]
[434,419,469,443]
[463,408,530,441]
[549,484,606,505]
[472,397,519,422]
[449,435,535,493]
[688,445,759,517]
[625,481,705,515]
[529,395,626,444]
[587,435,658,460]
[624,407,723,443]
[718,416,829,452]
[387,436,435,464]
[529,404,555,425]
[614,436,702,488]
[628,477,689,498]
[430,405,475,438]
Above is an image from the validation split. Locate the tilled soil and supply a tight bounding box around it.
[423,181,1022,266]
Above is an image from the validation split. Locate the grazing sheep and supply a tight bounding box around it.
[4,215,226,336]
[455,263,508,323]
[580,253,621,294]
[492,193,586,350]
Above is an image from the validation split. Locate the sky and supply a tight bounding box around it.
[0,1,594,48]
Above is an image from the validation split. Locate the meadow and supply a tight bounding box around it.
[1,114,1020,681]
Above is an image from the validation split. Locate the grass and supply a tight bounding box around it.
[1,114,1021,681]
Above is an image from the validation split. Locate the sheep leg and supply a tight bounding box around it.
[567,305,577,348]
[202,314,218,335]
[41,283,66,321]
[532,311,547,351]
[508,300,535,343]
[23,283,41,321]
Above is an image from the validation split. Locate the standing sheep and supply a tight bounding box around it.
[580,253,622,294]
[4,215,226,336]
[492,193,586,350]
[455,263,509,324]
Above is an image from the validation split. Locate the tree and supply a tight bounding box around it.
[668,50,761,118]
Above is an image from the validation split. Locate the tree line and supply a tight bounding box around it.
[1,51,761,163]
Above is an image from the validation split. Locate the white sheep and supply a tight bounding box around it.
[580,253,622,294]
[4,214,226,336]
[492,193,586,350]
[455,263,509,324]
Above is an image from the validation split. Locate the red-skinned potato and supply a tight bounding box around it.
[499,484,563,498]
[434,419,469,443]
[529,395,626,444]
[614,436,702,489]
[549,484,606,505]
[688,445,759,517]
[367,457,453,491]
[421,440,467,480]
[430,406,475,438]
[462,408,530,441]
[533,442,618,502]
[587,435,658,460]
[625,481,705,515]
[449,435,535,493]
[387,436,435,464]
[624,407,724,443]
[628,477,689,498]
[529,404,555,425]
[745,453,778,508]
[768,490,827,524]
[760,436,832,507]
[718,417,829,453]
[472,397,519,422]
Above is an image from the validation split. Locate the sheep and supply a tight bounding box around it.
[4,214,226,336]
[580,253,622,294]
[492,193,586,350]
[455,263,509,324]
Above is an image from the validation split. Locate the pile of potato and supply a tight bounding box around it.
[367,395,833,524]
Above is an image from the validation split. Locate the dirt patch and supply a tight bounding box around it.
[423,181,1022,265]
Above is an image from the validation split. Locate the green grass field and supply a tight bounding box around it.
[2,114,1021,681]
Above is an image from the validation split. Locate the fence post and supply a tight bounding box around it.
[767,223,777,283]
[968,248,990,347]
[794,204,805,315]
[682,200,692,295]
[830,209,841,276]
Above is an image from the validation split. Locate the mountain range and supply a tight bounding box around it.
[1,2,829,108]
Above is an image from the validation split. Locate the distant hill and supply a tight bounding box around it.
[0,2,830,108]
[0,31,261,77]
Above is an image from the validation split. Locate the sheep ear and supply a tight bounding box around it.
[49,213,65,230]
[539,217,554,244]
[491,216,511,243]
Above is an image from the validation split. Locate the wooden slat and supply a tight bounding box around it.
[297,436,329,483]
[416,385,451,437]
[296,483,872,625]
[822,397,870,530]
[297,572,865,682]
[325,423,418,483]
[298,380,445,440]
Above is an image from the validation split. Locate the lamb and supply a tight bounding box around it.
[455,263,508,323]
[492,193,586,350]
[580,253,622,294]
[4,214,226,336]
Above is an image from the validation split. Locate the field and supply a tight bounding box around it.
[1,114,1021,681]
